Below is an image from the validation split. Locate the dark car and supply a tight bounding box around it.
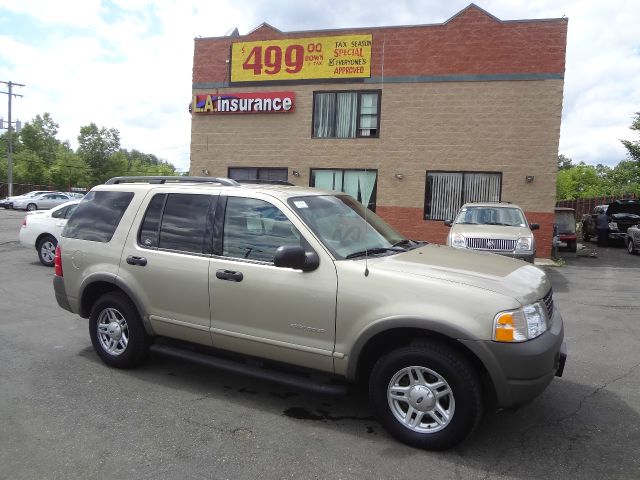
[582,200,640,244]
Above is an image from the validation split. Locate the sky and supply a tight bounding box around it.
[0,0,639,173]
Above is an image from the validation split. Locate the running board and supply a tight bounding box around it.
[150,344,348,396]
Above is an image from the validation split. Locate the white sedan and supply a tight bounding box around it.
[19,200,80,266]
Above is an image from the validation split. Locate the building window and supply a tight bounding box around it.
[310,169,377,210]
[228,167,288,182]
[424,171,502,221]
[313,91,380,138]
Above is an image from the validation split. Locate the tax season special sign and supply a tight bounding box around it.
[230,34,372,83]
[191,92,295,114]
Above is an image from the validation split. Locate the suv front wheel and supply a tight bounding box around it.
[89,292,150,368]
[369,341,482,450]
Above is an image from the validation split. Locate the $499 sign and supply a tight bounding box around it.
[231,34,372,83]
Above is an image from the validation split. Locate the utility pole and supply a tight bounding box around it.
[1,80,25,197]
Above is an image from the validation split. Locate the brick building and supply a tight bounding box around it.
[190,4,568,257]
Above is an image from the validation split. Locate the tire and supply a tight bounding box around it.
[369,341,483,450]
[567,240,577,253]
[628,239,636,255]
[89,292,150,369]
[26,203,37,211]
[37,235,57,267]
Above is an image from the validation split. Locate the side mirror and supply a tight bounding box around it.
[274,245,319,271]
[444,220,453,227]
[530,223,540,231]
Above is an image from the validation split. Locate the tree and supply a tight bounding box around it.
[49,147,91,189]
[557,154,573,171]
[77,123,120,182]
[19,113,60,167]
[12,150,47,185]
[621,112,640,162]
[556,163,603,200]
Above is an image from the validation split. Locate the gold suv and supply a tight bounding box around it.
[53,177,566,450]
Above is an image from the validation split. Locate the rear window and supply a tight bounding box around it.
[62,191,134,242]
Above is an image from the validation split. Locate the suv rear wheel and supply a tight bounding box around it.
[369,341,482,450]
[89,292,150,368]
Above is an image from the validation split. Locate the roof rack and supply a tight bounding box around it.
[104,176,240,186]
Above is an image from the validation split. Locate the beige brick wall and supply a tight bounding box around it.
[190,79,563,213]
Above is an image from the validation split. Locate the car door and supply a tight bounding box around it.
[209,194,338,372]
[38,194,57,209]
[118,190,217,346]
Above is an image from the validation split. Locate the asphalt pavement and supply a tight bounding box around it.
[1,208,639,479]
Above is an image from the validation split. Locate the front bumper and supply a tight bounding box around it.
[461,308,566,407]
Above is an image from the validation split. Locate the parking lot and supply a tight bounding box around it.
[1,207,639,480]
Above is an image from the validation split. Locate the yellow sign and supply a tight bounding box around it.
[231,34,372,83]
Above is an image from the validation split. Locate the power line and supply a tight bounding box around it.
[0,80,25,197]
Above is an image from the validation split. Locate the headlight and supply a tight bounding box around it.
[493,302,548,342]
[451,233,466,248]
[516,236,533,251]
[608,222,618,231]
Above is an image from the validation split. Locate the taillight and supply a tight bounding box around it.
[54,245,63,277]
[21,217,27,228]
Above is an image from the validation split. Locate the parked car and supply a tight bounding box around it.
[444,202,539,262]
[626,224,640,255]
[53,176,565,450]
[19,200,80,266]
[582,200,640,244]
[0,190,52,209]
[554,207,577,252]
[12,192,71,211]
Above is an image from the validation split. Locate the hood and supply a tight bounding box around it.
[369,244,550,305]
[449,224,533,238]
[607,200,640,216]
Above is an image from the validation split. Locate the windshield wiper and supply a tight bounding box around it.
[345,247,405,259]
[391,239,426,250]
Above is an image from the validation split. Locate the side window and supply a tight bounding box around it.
[62,191,134,242]
[65,204,78,219]
[222,197,300,262]
[138,194,166,248]
[52,207,67,219]
[157,194,213,254]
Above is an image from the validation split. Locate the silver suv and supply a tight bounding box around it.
[445,202,539,262]
[53,177,566,450]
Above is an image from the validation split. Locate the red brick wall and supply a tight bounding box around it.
[377,206,554,258]
[193,5,567,84]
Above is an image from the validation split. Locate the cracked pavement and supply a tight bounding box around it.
[1,209,639,479]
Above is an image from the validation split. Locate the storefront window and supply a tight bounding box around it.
[313,91,380,138]
[311,168,377,210]
[424,171,502,220]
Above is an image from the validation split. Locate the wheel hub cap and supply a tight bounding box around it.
[408,385,435,411]
[107,322,122,341]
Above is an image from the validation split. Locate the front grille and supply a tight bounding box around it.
[466,238,517,251]
[543,289,554,318]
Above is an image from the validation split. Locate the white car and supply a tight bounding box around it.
[13,192,71,211]
[19,200,80,266]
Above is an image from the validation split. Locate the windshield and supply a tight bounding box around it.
[454,206,527,227]
[288,195,415,259]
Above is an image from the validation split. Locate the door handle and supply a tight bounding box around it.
[216,269,243,282]
[126,255,147,266]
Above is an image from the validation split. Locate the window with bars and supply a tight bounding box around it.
[310,169,378,210]
[312,90,381,138]
[424,171,502,221]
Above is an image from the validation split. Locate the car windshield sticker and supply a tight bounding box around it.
[294,201,309,208]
